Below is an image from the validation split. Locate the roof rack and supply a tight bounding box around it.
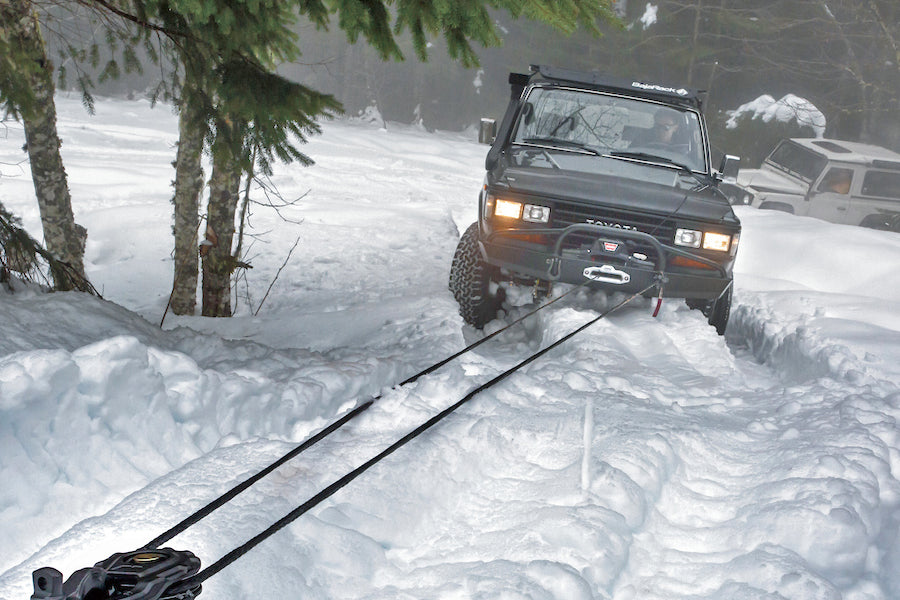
[525,64,705,110]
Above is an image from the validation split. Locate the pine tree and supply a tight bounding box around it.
[159,0,620,316]
[5,0,619,314]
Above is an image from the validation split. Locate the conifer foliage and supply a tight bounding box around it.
[3,0,618,315]
[142,0,617,317]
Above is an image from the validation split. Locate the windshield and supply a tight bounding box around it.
[766,140,827,182]
[511,86,708,172]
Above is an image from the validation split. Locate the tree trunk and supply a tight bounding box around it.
[3,0,87,289]
[685,0,703,87]
[170,100,205,315]
[817,0,870,140]
[201,135,242,317]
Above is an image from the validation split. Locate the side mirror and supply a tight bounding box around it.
[718,154,740,183]
[479,118,496,145]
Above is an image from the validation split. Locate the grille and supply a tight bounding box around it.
[551,201,677,253]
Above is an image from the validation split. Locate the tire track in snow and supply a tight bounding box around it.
[598,294,900,599]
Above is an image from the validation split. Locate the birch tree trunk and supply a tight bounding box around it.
[201,136,242,317]
[170,100,205,315]
[2,0,87,289]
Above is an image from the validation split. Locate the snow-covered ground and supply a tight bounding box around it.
[1,95,899,600]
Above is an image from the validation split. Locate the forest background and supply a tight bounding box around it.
[5,0,898,318]
[60,0,900,169]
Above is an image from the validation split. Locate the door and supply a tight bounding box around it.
[851,169,900,227]
[807,167,854,224]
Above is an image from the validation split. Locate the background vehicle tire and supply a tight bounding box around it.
[860,213,900,232]
[449,223,504,328]
[758,201,794,213]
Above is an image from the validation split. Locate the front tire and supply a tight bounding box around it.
[449,223,504,328]
[686,284,732,336]
[706,285,733,335]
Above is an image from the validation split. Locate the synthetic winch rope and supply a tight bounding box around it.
[30,278,659,600]
[144,278,594,550]
[169,282,656,591]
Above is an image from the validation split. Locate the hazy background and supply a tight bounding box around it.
[41,0,900,168]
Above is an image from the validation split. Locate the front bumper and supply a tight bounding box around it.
[480,223,733,300]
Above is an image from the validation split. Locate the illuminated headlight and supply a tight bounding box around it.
[676,229,734,252]
[492,199,551,223]
[702,232,731,252]
[494,199,523,219]
[675,228,702,248]
[523,204,551,223]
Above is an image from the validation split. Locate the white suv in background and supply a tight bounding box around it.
[727,138,900,232]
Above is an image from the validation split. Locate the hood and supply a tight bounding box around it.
[736,166,808,195]
[491,157,738,225]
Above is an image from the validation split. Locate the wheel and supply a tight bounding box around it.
[686,284,732,336]
[706,285,732,335]
[448,223,505,328]
[860,213,900,232]
[758,201,794,213]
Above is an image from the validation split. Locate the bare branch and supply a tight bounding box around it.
[254,234,302,316]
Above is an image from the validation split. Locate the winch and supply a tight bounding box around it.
[31,548,201,600]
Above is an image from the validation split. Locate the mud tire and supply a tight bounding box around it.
[686,284,732,336]
[449,223,504,328]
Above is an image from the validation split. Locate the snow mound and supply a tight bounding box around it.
[727,94,827,137]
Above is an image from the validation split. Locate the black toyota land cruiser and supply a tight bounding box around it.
[449,65,742,334]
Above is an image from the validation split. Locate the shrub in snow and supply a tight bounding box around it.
[726,94,826,137]
[413,103,426,131]
[353,103,386,129]
[711,94,826,168]
[707,94,826,168]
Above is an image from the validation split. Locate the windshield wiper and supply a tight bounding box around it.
[606,150,710,186]
[520,138,603,156]
[607,151,694,172]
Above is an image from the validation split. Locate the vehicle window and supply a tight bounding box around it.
[860,170,900,200]
[816,167,853,195]
[512,86,707,171]
[767,141,827,182]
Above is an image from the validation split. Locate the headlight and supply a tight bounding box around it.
[494,199,523,219]
[675,228,702,248]
[702,232,731,252]
[523,204,551,223]
[675,228,734,252]
[491,196,551,222]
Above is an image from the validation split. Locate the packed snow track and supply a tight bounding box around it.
[1,96,899,600]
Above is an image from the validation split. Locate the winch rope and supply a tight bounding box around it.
[170,282,655,591]
[144,279,595,551]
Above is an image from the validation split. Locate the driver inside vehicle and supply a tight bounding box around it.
[819,168,853,195]
[631,107,686,151]
[652,109,681,144]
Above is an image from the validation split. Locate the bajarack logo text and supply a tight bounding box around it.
[632,81,689,96]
